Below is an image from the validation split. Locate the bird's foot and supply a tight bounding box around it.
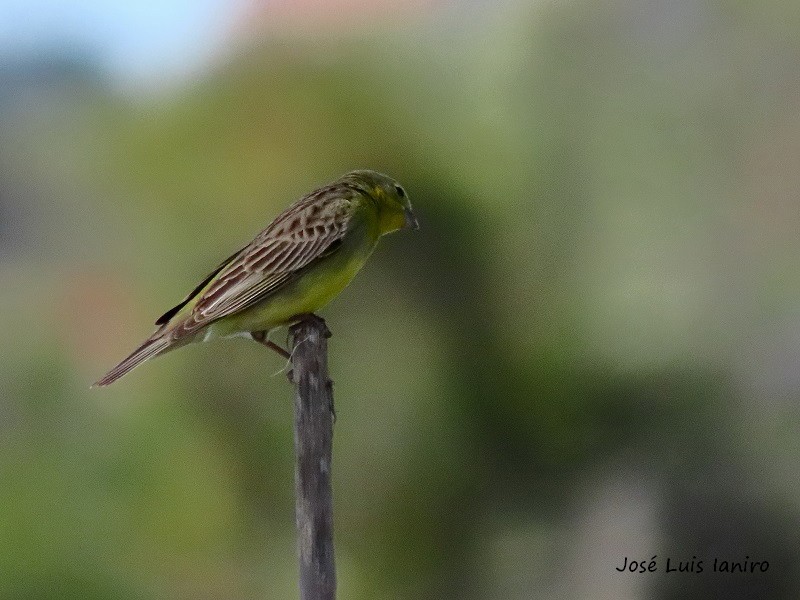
[288,313,331,339]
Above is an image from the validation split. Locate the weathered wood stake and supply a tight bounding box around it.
[288,315,336,600]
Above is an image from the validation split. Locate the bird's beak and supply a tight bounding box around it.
[404,206,420,230]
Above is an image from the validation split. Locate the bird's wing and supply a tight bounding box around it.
[155,246,246,326]
[170,186,356,336]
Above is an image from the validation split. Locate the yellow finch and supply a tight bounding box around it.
[94,170,417,387]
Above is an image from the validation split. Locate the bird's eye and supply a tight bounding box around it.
[395,185,405,198]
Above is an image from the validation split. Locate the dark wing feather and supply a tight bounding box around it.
[155,246,246,326]
[170,183,356,337]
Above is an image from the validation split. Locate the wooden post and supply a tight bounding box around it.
[289,315,336,600]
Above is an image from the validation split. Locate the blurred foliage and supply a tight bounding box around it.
[1,0,800,598]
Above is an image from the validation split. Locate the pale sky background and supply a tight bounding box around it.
[0,0,234,84]
[0,0,454,86]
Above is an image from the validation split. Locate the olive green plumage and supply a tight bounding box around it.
[94,170,417,387]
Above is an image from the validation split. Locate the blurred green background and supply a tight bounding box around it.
[2,0,800,598]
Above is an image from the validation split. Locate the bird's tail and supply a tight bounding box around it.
[92,332,173,387]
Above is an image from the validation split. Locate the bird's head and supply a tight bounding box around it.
[344,169,419,234]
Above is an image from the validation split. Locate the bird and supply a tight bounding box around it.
[93,169,418,387]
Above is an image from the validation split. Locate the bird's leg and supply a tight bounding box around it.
[251,330,291,360]
[252,329,302,381]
